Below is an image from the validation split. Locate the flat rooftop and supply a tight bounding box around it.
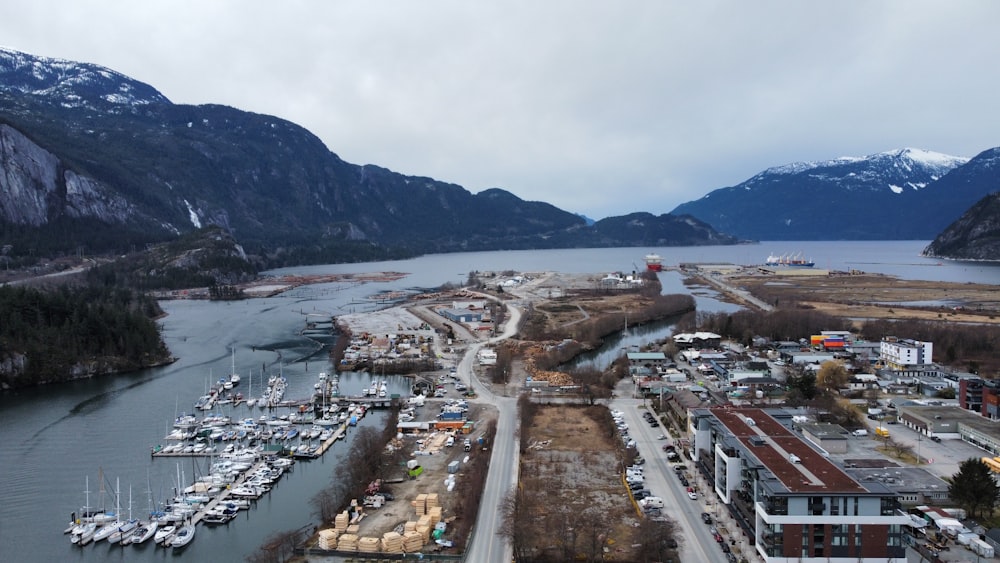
[712,407,866,494]
[899,404,1000,436]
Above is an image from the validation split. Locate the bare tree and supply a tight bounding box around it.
[635,517,680,563]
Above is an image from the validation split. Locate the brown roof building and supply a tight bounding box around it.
[689,407,909,562]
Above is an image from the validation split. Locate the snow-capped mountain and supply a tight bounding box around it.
[670,148,986,240]
[0,46,169,110]
[0,47,736,264]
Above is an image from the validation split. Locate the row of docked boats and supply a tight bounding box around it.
[68,455,296,550]
[154,405,359,458]
[363,379,389,398]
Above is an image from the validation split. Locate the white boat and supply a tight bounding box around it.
[92,478,124,542]
[170,522,195,549]
[70,522,97,545]
[108,518,138,544]
[154,524,176,545]
[228,346,241,386]
[129,520,157,545]
[92,518,123,542]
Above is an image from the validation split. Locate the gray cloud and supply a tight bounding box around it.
[4,1,998,219]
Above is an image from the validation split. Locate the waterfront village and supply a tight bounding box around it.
[65,263,1000,563]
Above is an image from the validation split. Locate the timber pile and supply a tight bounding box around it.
[317,529,339,550]
[334,511,350,532]
[416,515,432,542]
[357,536,380,553]
[428,505,443,525]
[336,533,359,551]
[381,531,404,554]
[523,344,574,386]
[413,493,428,515]
[402,530,424,552]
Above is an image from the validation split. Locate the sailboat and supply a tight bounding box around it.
[228,346,240,387]
[108,484,138,544]
[245,369,257,408]
[127,478,158,545]
[92,478,124,542]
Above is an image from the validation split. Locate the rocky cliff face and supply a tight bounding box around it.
[0,124,140,226]
[923,192,1000,261]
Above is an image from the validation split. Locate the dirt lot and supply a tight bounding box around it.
[518,405,642,561]
[725,271,1000,325]
[305,401,497,555]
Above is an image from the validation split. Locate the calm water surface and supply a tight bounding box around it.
[1,241,996,561]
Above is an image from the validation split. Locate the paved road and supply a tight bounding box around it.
[611,380,729,563]
[462,303,521,563]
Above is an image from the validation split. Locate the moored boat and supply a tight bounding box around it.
[153,524,176,545]
[130,520,158,545]
[169,522,195,549]
[765,252,815,268]
[644,253,663,272]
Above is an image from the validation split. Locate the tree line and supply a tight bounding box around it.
[0,284,170,388]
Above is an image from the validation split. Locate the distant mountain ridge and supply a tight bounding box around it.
[0,46,737,268]
[670,147,1000,240]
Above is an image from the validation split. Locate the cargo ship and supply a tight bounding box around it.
[765,253,815,268]
[644,253,663,272]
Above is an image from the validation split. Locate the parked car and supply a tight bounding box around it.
[701,512,713,524]
[687,491,698,500]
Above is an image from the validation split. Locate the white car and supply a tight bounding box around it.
[687,491,698,500]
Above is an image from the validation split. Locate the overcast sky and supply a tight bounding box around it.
[3,2,999,219]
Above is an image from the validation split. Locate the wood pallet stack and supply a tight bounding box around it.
[413,493,428,515]
[334,511,350,532]
[402,530,424,552]
[416,514,432,543]
[336,533,359,551]
[428,505,443,525]
[357,536,380,554]
[381,531,404,554]
[425,493,439,512]
[317,529,339,550]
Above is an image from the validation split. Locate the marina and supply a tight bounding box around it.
[66,366,396,553]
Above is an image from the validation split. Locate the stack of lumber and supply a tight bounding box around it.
[416,514,432,542]
[426,493,439,511]
[317,529,339,550]
[381,531,404,554]
[336,533,359,551]
[402,530,424,552]
[413,493,428,515]
[334,511,350,531]
[357,537,380,553]
[428,505,443,524]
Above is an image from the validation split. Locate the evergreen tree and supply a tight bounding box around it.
[949,458,1000,519]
